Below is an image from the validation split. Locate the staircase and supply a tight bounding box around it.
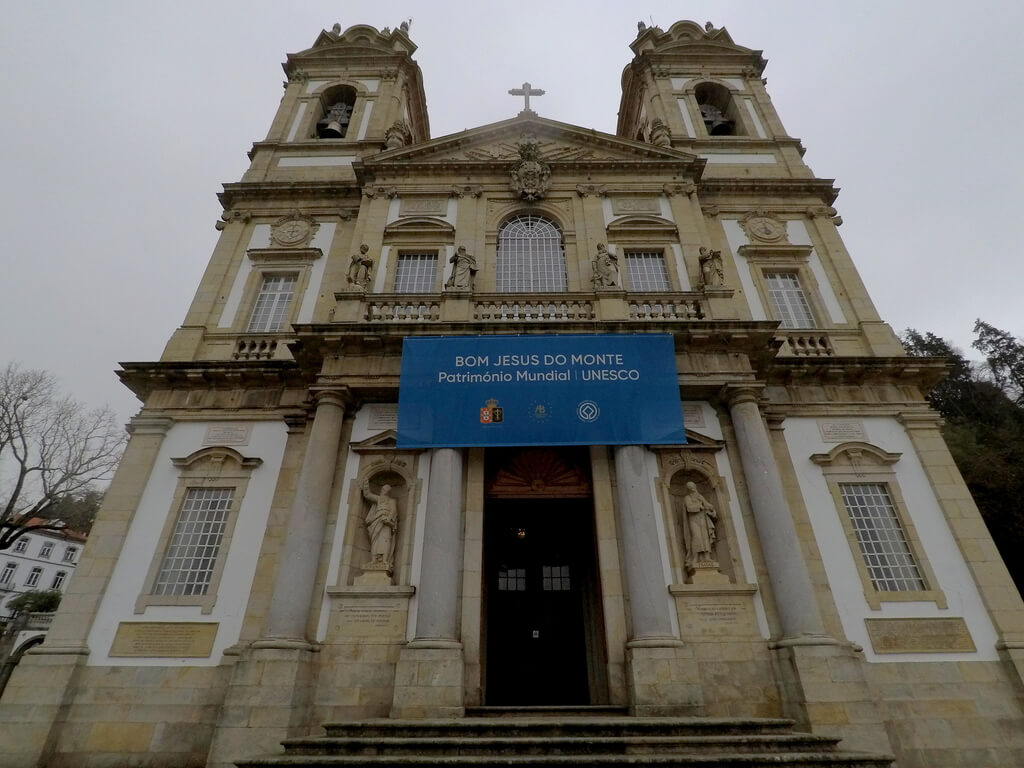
[235,708,894,768]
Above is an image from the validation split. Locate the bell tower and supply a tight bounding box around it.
[617,20,803,174]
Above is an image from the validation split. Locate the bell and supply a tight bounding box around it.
[317,118,345,138]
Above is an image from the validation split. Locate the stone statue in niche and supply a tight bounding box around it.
[591,243,620,289]
[680,481,718,567]
[445,246,478,291]
[347,244,374,289]
[698,246,725,288]
[359,479,399,582]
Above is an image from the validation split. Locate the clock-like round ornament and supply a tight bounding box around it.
[272,219,312,247]
[746,216,786,242]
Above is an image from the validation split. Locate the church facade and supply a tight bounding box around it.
[3,21,1024,768]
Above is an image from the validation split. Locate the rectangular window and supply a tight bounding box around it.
[764,272,815,329]
[62,546,78,563]
[0,563,16,585]
[394,253,437,293]
[246,274,297,333]
[13,538,28,554]
[542,565,571,591]
[25,567,42,588]
[839,483,926,592]
[497,567,526,591]
[51,571,67,590]
[153,488,234,597]
[625,251,671,292]
[39,542,54,559]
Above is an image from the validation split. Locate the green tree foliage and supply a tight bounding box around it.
[43,490,103,536]
[902,325,1024,596]
[7,589,62,615]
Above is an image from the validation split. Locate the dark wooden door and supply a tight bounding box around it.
[484,500,592,705]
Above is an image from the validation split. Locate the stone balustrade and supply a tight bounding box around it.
[365,297,442,322]
[627,295,704,321]
[781,334,834,356]
[473,295,595,321]
[233,336,280,360]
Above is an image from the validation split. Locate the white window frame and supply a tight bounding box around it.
[496,215,567,293]
[763,271,815,329]
[136,446,261,614]
[25,567,42,588]
[38,541,54,559]
[51,570,67,590]
[393,252,439,293]
[246,272,298,333]
[13,538,28,554]
[811,442,945,609]
[0,563,16,585]
[62,546,78,563]
[624,250,671,292]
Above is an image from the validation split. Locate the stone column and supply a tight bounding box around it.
[391,447,466,717]
[262,388,350,643]
[726,386,827,640]
[614,444,700,716]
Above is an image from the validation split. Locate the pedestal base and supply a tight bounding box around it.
[390,642,464,719]
[625,641,702,716]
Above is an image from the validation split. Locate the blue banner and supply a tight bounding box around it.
[396,334,685,448]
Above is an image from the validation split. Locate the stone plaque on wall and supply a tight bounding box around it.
[332,604,407,639]
[110,622,218,658]
[817,419,866,443]
[203,423,252,446]
[611,197,660,215]
[367,404,399,431]
[865,618,976,654]
[399,197,446,216]
[671,586,760,639]
[682,404,706,428]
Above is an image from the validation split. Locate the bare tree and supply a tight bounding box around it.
[0,364,125,550]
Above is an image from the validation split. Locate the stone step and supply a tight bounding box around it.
[281,733,842,757]
[238,753,894,768]
[321,717,798,740]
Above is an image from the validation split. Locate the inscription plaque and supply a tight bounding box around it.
[367,404,399,431]
[203,423,252,446]
[611,197,660,215]
[110,622,218,658]
[681,404,706,428]
[671,586,760,638]
[865,617,976,654]
[399,197,446,216]
[818,420,866,443]
[333,605,406,639]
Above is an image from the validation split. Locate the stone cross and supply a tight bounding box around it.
[508,81,545,113]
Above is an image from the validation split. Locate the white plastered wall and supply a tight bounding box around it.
[86,420,288,666]
[783,416,999,662]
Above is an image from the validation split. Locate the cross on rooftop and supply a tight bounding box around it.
[508,82,545,113]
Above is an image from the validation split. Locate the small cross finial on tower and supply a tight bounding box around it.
[508,82,545,114]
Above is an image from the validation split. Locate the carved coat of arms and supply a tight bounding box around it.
[509,135,551,201]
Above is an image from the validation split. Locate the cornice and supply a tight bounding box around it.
[762,356,948,391]
[219,182,362,210]
[698,178,839,205]
[117,360,310,400]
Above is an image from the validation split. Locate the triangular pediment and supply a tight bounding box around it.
[351,429,402,453]
[359,115,703,173]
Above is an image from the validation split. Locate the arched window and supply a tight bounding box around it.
[316,85,357,139]
[694,82,743,137]
[496,215,567,292]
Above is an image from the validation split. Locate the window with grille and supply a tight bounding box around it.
[0,563,15,585]
[13,538,28,554]
[764,272,815,329]
[153,488,234,597]
[542,565,571,591]
[51,571,67,590]
[63,546,78,563]
[839,483,926,592]
[394,253,437,293]
[625,251,671,291]
[25,567,42,587]
[498,567,526,591]
[39,542,53,559]
[247,274,297,333]
[496,215,567,292]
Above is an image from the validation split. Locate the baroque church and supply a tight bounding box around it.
[3,20,1024,768]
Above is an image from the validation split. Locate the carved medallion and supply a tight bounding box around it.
[509,134,552,201]
[270,210,319,247]
[486,448,590,498]
[740,211,787,243]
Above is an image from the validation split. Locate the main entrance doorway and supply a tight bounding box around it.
[483,448,605,705]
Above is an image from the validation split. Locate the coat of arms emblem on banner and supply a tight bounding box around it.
[480,398,504,424]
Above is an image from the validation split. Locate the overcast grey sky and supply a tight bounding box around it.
[2,1,1022,424]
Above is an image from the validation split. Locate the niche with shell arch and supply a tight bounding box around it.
[665,463,736,583]
[344,456,418,586]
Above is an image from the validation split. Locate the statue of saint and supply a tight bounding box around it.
[347,244,374,289]
[591,243,619,288]
[362,481,399,571]
[699,246,725,288]
[445,246,478,290]
[680,481,718,566]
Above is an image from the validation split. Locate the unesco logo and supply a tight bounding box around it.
[576,400,600,422]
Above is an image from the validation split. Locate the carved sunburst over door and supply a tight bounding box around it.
[486,448,591,498]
